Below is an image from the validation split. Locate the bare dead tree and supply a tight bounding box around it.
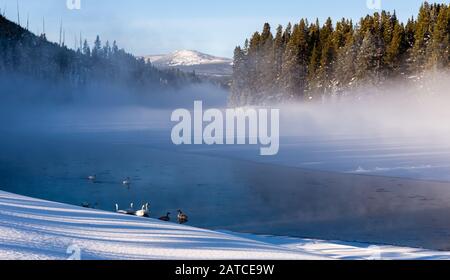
[59,20,63,46]
[42,17,46,35]
[16,0,20,26]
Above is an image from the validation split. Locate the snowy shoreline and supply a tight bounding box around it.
[0,190,449,260]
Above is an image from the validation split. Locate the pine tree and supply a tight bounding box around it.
[231,3,450,105]
[273,25,285,86]
[112,40,119,56]
[356,29,379,86]
[429,5,449,69]
[306,19,321,97]
[259,23,275,101]
[307,43,320,96]
[317,18,336,96]
[103,40,111,59]
[244,31,261,104]
[92,35,102,58]
[231,46,247,105]
[284,23,292,44]
[82,40,90,57]
[412,2,432,72]
[385,21,406,74]
[334,32,358,92]
[334,18,353,49]
[405,17,417,48]
[281,20,309,100]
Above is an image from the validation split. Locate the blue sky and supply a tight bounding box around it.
[1,0,447,57]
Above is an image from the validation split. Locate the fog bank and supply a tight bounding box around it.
[278,71,450,143]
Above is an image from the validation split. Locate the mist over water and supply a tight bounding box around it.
[2,71,450,139]
[2,72,450,249]
[175,71,450,181]
[0,74,227,133]
[277,71,450,138]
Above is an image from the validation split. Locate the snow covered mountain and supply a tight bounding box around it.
[144,50,232,67]
[142,50,233,77]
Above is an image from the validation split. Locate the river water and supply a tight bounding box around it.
[2,127,450,250]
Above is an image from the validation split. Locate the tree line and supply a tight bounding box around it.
[231,2,450,105]
[0,14,199,93]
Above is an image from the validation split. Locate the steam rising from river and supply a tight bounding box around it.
[1,71,450,144]
[278,71,450,143]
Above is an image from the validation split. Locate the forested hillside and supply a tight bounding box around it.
[231,2,450,105]
[0,15,199,93]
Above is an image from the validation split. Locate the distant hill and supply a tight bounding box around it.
[0,15,198,93]
[142,50,233,77]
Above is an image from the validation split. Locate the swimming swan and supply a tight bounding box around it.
[135,203,150,217]
[116,203,135,215]
[123,177,131,186]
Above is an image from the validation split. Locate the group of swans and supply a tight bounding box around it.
[115,203,150,217]
[88,175,188,224]
[115,203,188,224]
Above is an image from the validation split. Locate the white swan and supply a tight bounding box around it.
[116,203,135,215]
[135,203,150,217]
[126,203,135,214]
[123,177,131,186]
[115,204,128,214]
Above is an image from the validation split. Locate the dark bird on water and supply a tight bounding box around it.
[81,202,98,209]
[177,210,188,224]
[158,212,171,222]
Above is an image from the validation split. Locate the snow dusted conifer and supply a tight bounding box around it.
[231,3,450,105]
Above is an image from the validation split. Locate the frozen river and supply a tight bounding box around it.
[2,125,450,250]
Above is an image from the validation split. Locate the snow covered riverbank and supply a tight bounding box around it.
[0,190,449,260]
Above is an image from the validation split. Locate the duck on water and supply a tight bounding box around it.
[159,212,171,222]
[177,210,189,224]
